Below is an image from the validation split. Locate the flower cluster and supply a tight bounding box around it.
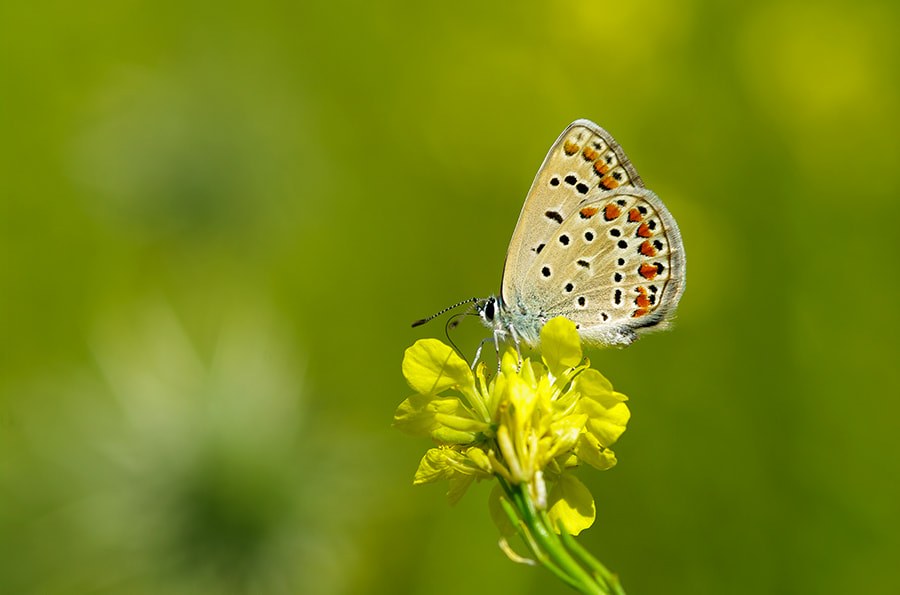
[394,317,629,535]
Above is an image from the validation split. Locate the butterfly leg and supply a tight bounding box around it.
[493,329,504,366]
[508,324,523,370]
[471,337,494,370]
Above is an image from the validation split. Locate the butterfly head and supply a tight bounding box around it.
[476,296,498,324]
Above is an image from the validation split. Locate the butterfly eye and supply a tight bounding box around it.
[483,299,495,321]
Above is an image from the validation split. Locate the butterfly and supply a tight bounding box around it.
[415,119,686,361]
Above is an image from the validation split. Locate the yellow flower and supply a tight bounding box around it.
[395,317,630,535]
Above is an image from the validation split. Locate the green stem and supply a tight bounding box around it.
[498,497,581,591]
[499,479,624,595]
[553,513,627,595]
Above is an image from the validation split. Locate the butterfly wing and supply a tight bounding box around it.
[501,120,645,309]
[518,186,686,346]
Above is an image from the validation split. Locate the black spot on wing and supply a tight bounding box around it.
[545,211,563,224]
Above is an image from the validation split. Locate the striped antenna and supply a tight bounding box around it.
[411,298,481,327]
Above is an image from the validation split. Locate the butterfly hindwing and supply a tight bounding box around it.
[515,186,686,347]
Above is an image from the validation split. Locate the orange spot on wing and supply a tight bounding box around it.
[637,222,652,238]
[582,147,599,161]
[601,176,620,190]
[564,141,579,155]
[580,206,599,218]
[632,308,649,318]
[604,204,621,221]
[635,292,651,308]
[628,208,643,222]
[639,240,657,256]
[639,263,658,280]
[593,160,609,176]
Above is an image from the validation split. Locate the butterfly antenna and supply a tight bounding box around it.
[444,307,483,357]
[447,300,479,331]
[444,312,466,356]
[411,297,481,327]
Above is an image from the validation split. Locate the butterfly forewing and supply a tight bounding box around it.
[501,120,645,308]
[518,186,685,346]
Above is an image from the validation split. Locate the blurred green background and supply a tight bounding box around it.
[3,1,899,593]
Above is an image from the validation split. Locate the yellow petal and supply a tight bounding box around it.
[575,433,618,471]
[578,399,630,446]
[402,339,473,395]
[500,347,520,374]
[413,448,467,484]
[547,474,596,536]
[554,452,581,469]
[431,427,478,444]
[433,411,490,434]
[574,369,628,408]
[518,356,537,385]
[574,368,612,394]
[506,373,538,420]
[546,413,587,458]
[392,393,470,437]
[540,317,583,378]
[464,446,493,474]
[447,474,476,505]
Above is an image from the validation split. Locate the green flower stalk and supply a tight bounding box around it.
[394,317,630,595]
